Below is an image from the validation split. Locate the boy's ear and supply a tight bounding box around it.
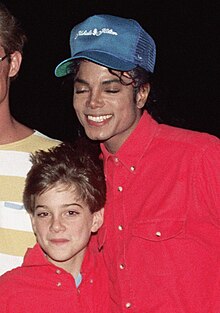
[30,214,37,235]
[91,208,104,233]
[9,51,22,78]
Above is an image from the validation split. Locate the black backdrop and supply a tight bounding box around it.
[3,0,219,141]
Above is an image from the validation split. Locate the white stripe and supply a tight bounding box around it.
[0,150,31,177]
[0,201,33,231]
[0,253,23,275]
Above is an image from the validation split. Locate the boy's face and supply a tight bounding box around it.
[73,61,149,153]
[30,183,103,275]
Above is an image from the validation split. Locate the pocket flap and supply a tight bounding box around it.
[132,219,185,241]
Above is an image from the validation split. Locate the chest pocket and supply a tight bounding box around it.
[132,219,186,241]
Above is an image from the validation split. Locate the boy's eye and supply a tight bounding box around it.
[68,210,79,216]
[37,212,48,217]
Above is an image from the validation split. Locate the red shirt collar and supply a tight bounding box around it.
[100,111,159,166]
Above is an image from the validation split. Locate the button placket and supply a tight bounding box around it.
[55,268,62,287]
[113,157,133,310]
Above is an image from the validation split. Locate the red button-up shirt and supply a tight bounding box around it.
[0,243,109,313]
[99,111,220,313]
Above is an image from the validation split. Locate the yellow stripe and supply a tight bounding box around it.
[0,133,60,152]
[0,228,36,256]
[0,176,25,202]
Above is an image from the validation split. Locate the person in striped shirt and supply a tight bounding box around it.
[0,2,60,275]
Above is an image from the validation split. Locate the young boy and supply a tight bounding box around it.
[0,140,109,313]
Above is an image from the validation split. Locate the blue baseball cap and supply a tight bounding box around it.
[55,14,156,77]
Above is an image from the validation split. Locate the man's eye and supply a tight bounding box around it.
[75,89,87,94]
[74,87,89,94]
[105,89,119,93]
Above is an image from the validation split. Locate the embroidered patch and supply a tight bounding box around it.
[75,28,118,39]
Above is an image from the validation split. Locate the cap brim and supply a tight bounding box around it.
[54,51,136,77]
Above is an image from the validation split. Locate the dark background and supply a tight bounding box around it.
[3,0,219,141]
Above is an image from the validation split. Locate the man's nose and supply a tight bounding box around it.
[87,90,104,109]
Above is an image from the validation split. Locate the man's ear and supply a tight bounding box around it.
[9,51,22,78]
[91,208,104,233]
[136,83,150,109]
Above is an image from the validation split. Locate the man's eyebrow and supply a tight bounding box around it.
[74,78,121,85]
[74,78,88,85]
[102,79,120,85]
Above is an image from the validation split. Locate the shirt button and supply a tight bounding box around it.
[119,263,125,270]
[125,302,132,308]
[57,282,62,287]
[56,269,61,274]
[118,225,123,231]
[130,166,135,171]
[114,157,119,163]
[118,186,123,192]
[156,231,161,237]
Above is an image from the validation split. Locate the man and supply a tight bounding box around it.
[55,14,220,312]
[0,2,60,274]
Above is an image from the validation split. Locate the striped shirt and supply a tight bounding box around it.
[0,131,60,275]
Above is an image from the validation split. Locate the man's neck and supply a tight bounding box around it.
[0,113,33,145]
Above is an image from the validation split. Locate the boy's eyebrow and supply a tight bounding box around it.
[65,203,84,209]
[35,203,84,209]
[35,205,45,209]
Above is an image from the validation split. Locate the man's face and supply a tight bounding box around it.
[73,61,148,153]
[31,183,103,275]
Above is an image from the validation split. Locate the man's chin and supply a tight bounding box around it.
[84,128,105,141]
